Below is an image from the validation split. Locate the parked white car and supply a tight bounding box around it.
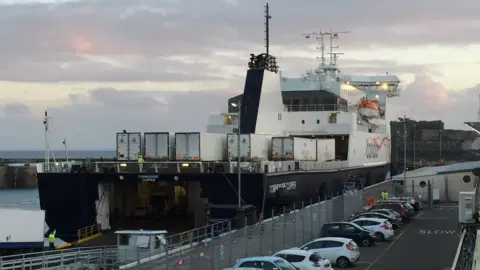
[298,237,360,268]
[274,249,333,270]
[351,217,395,241]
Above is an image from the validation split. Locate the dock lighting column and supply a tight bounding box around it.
[398,116,407,195]
[439,130,443,162]
[413,124,416,169]
[230,101,242,208]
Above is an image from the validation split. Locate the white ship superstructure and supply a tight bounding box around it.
[206,31,401,169]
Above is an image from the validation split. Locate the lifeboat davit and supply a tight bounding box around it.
[358,99,380,118]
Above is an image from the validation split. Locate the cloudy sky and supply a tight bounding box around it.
[0,0,479,150]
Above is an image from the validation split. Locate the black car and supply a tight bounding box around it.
[348,212,400,230]
[320,222,376,247]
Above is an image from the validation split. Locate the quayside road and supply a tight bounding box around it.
[358,205,460,270]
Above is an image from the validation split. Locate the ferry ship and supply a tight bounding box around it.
[36,31,401,242]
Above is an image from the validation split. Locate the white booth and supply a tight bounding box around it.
[115,230,169,263]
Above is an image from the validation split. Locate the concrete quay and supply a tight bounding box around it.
[0,165,37,189]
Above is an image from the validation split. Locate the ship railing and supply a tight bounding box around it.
[284,104,348,112]
[42,160,351,174]
[451,226,478,270]
[0,221,232,270]
[77,223,102,241]
[0,246,117,270]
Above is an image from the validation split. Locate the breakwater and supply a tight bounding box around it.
[0,165,38,189]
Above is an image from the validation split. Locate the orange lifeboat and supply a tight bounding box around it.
[358,98,380,118]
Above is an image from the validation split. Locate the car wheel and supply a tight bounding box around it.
[392,223,399,230]
[336,256,350,268]
[361,238,371,247]
[375,232,385,241]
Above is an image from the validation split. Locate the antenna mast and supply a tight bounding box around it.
[302,30,349,67]
[247,2,278,73]
[265,2,271,57]
[43,111,51,172]
[327,31,349,66]
[302,31,326,66]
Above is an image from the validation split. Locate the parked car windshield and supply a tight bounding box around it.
[274,260,297,270]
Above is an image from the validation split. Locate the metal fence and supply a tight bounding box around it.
[393,181,433,202]
[128,190,367,270]
[452,226,477,270]
[0,181,392,270]
[0,222,232,270]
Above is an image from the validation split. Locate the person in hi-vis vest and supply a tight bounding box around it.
[381,190,388,200]
[138,155,144,172]
[48,230,56,250]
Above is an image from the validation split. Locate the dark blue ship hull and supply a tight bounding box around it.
[37,164,389,242]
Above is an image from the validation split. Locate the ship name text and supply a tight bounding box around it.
[269,181,297,194]
[138,175,159,182]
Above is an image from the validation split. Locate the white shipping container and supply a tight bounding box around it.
[117,132,142,160]
[144,132,175,160]
[272,137,317,161]
[175,132,227,161]
[316,139,336,162]
[227,134,272,161]
[0,209,45,247]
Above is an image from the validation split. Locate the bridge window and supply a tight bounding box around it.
[224,115,233,125]
[302,120,305,124]
[317,119,320,124]
[328,113,337,124]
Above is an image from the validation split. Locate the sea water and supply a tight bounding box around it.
[0,189,69,246]
[0,188,40,209]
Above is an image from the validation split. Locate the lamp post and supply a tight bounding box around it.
[413,124,416,169]
[398,116,407,194]
[439,130,443,162]
[230,101,242,208]
[403,116,407,191]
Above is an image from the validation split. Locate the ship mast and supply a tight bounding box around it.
[302,30,349,75]
[247,2,277,73]
[265,2,271,57]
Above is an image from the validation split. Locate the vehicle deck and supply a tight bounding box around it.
[357,205,460,270]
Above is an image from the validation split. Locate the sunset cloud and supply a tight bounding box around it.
[0,0,479,148]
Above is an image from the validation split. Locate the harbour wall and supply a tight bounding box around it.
[0,165,37,189]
